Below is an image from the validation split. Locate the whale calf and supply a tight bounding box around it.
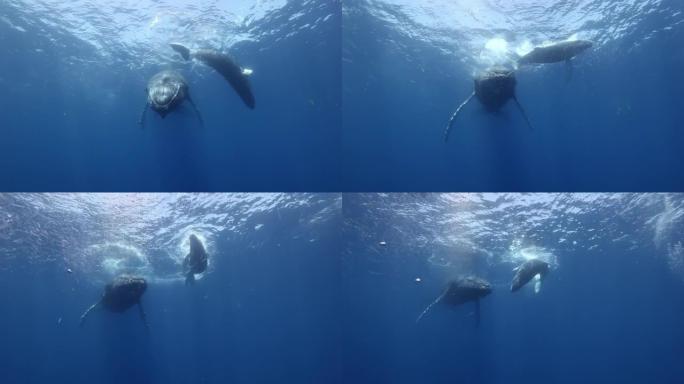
[518,40,593,65]
[183,234,208,285]
[511,259,550,293]
[79,275,149,329]
[444,67,533,141]
[139,70,203,128]
[170,43,255,109]
[416,276,492,326]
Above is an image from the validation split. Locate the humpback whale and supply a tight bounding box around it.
[183,234,208,285]
[416,276,492,326]
[518,40,593,65]
[79,275,149,329]
[444,67,533,141]
[139,70,203,128]
[170,43,255,109]
[511,259,550,293]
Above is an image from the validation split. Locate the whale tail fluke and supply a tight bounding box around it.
[170,43,191,61]
[444,92,474,142]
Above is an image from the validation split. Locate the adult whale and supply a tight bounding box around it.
[79,275,149,329]
[170,43,255,109]
[416,276,492,326]
[444,67,533,142]
[518,40,593,65]
[139,70,203,128]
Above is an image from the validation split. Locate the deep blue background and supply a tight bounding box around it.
[342,0,684,191]
[341,200,684,384]
[0,1,341,192]
[0,208,342,384]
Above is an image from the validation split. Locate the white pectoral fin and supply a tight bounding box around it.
[534,274,542,294]
[241,67,253,76]
[79,301,100,327]
[444,92,475,142]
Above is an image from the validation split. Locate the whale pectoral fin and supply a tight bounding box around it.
[534,274,542,294]
[170,43,191,61]
[138,302,150,331]
[444,92,475,142]
[79,301,100,328]
[512,96,533,131]
[138,103,149,129]
[416,292,445,323]
[474,299,481,327]
[186,94,204,128]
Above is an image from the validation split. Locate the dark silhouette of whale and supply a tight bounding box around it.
[416,276,492,326]
[183,234,208,285]
[518,40,592,65]
[139,70,203,128]
[79,275,149,329]
[511,259,550,293]
[170,43,255,109]
[444,67,532,141]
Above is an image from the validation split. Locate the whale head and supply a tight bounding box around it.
[147,70,187,117]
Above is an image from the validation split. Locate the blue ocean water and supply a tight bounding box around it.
[342,193,684,383]
[0,193,342,383]
[343,0,684,191]
[1,193,684,383]
[0,1,341,191]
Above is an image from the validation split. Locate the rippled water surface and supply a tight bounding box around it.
[344,193,684,279]
[0,193,338,280]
